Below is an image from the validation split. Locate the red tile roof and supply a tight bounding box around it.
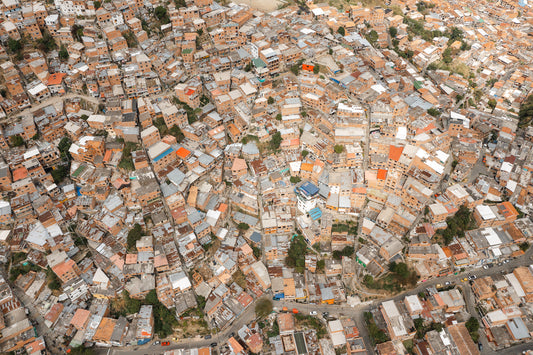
[388,145,404,161]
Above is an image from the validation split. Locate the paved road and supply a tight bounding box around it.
[98,303,257,355]
[93,246,533,354]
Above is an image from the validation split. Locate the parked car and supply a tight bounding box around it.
[153,341,160,346]
[161,342,170,346]
[468,275,477,280]
[204,335,212,340]
[310,311,317,316]
[483,265,489,269]
[210,343,218,348]
[444,281,451,286]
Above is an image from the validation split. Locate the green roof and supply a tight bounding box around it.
[72,165,86,178]
[182,48,193,54]
[252,58,266,68]
[414,81,423,90]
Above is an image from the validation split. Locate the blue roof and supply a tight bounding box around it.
[153,147,174,162]
[298,181,320,198]
[309,207,322,220]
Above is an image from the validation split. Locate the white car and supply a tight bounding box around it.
[310,311,317,316]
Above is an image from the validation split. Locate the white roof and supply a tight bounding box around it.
[482,228,501,246]
[405,295,423,312]
[0,230,11,241]
[501,162,513,173]
[426,160,445,175]
[416,148,430,159]
[476,205,496,220]
[28,83,48,96]
[396,126,407,140]
[169,271,192,291]
[93,268,109,284]
[505,273,526,297]
[147,141,170,159]
[435,150,449,164]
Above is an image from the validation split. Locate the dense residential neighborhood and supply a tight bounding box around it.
[0,0,532,354]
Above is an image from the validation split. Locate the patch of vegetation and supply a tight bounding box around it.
[237,223,250,231]
[414,318,443,338]
[255,298,273,318]
[285,235,307,273]
[364,312,389,344]
[295,313,327,338]
[436,205,476,245]
[333,246,355,260]
[126,223,143,251]
[169,125,184,143]
[267,320,279,338]
[51,165,69,184]
[118,142,137,171]
[47,267,61,290]
[519,94,533,127]
[37,30,57,53]
[59,45,69,61]
[427,108,441,117]
[252,246,262,259]
[465,317,479,342]
[10,135,24,147]
[144,289,179,338]
[154,6,170,24]
[9,262,40,282]
[290,176,301,184]
[331,222,358,234]
[232,269,247,289]
[334,144,344,154]
[337,26,345,36]
[269,131,282,151]
[301,150,309,158]
[123,30,138,48]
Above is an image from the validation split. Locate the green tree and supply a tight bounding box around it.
[169,125,184,142]
[237,223,250,231]
[313,64,320,74]
[337,26,345,36]
[317,259,325,271]
[427,108,441,117]
[366,30,378,45]
[71,25,84,42]
[124,290,141,314]
[301,150,309,158]
[519,242,529,252]
[275,113,282,121]
[286,235,307,272]
[334,144,344,154]
[290,64,299,76]
[389,26,398,37]
[59,45,69,61]
[51,165,69,184]
[10,135,24,147]
[488,98,496,110]
[267,96,275,105]
[255,298,273,318]
[154,6,169,23]
[94,0,101,9]
[7,37,22,54]
[126,223,143,251]
[290,176,301,184]
[269,131,282,150]
[37,30,57,53]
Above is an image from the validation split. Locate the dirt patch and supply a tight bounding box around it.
[236,0,282,12]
